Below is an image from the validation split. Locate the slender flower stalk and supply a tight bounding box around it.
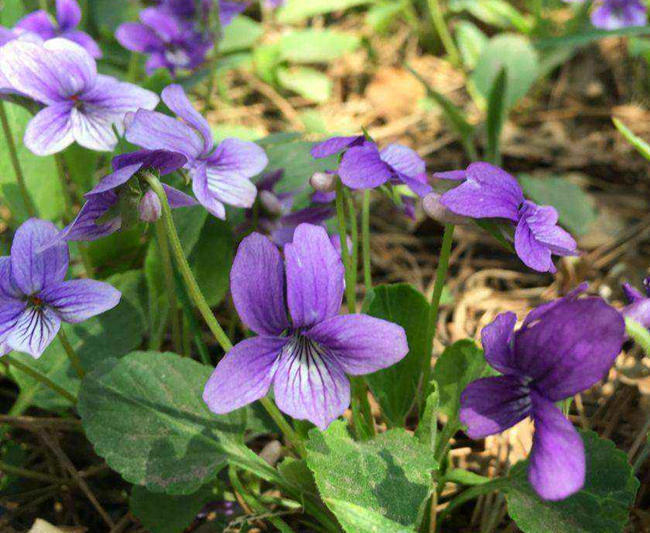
[143,173,232,353]
[155,220,182,352]
[54,154,74,222]
[259,397,307,457]
[362,190,372,292]
[427,0,461,66]
[57,328,84,378]
[345,188,359,303]
[422,224,455,409]
[335,180,356,314]
[0,102,37,217]
[4,355,76,404]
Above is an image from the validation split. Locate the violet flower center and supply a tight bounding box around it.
[282,333,330,368]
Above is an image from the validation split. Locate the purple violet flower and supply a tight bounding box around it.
[310,135,367,159]
[460,285,625,500]
[203,223,408,429]
[15,0,102,58]
[126,84,268,219]
[0,28,43,97]
[621,277,650,330]
[58,150,196,243]
[0,38,158,156]
[264,0,286,8]
[156,0,249,27]
[116,8,213,76]
[434,162,578,273]
[0,219,121,358]
[592,0,647,29]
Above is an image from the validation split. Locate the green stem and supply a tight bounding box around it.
[54,154,75,222]
[259,397,307,458]
[4,355,76,404]
[437,477,509,524]
[422,224,454,408]
[427,0,461,66]
[0,101,37,217]
[345,188,359,303]
[335,180,356,314]
[127,53,140,83]
[0,460,64,484]
[626,317,650,357]
[174,267,211,365]
[58,329,85,379]
[361,190,372,293]
[144,174,233,353]
[155,220,182,353]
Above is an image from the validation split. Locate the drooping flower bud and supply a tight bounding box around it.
[310,171,336,193]
[259,190,285,216]
[139,189,162,223]
[422,192,470,225]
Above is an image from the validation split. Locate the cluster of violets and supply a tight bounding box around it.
[0,0,647,507]
[565,0,647,29]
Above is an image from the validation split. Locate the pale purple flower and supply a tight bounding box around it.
[621,277,650,330]
[203,223,408,429]
[435,162,578,273]
[264,0,285,7]
[0,219,121,358]
[126,84,268,219]
[58,150,196,243]
[0,28,43,97]
[592,0,647,29]
[460,285,624,500]
[0,38,158,156]
[116,8,212,76]
[310,135,366,159]
[15,0,102,58]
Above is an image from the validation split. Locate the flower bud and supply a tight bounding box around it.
[259,190,284,216]
[422,192,469,225]
[139,189,162,223]
[310,171,336,193]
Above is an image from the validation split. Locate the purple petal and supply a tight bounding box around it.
[40,279,121,323]
[440,162,523,221]
[126,109,204,161]
[528,392,584,500]
[86,164,141,196]
[203,336,286,413]
[58,193,121,242]
[397,172,432,197]
[0,257,21,299]
[6,306,61,358]
[285,224,345,328]
[140,7,183,41]
[204,167,258,209]
[0,297,26,342]
[422,192,470,225]
[56,0,81,29]
[62,30,103,59]
[339,144,393,190]
[69,106,118,152]
[310,135,365,159]
[433,169,467,181]
[220,0,248,26]
[11,219,69,295]
[191,168,226,219]
[622,299,650,330]
[113,149,187,175]
[306,314,408,375]
[481,311,518,375]
[15,11,56,39]
[460,375,532,439]
[591,0,646,29]
[622,282,644,304]
[162,85,213,156]
[116,22,163,53]
[312,190,336,203]
[139,189,162,222]
[24,103,74,156]
[231,232,289,336]
[520,283,588,331]
[380,144,425,179]
[515,297,624,400]
[164,184,198,209]
[273,336,350,430]
[207,138,269,180]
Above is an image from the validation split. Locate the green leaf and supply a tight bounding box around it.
[506,432,639,533]
[613,118,650,161]
[518,175,597,236]
[220,16,263,53]
[363,284,430,427]
[535,25,650,51]
[306,420,438,530]
[486,67,507,166]
[471,34,539,110]
[278,457,319,496]
[62,144,98,193]
[253,43,283,84]
[277,0,374,23]
[130,484,215,533]
[415,382,439,451]
[431,339,493,421]
[0,0,25,25]
[325,499,414,533]
[9,271,145,411]
[450,0,532,33]
[78,351,245,494]
[455,21,488,70]
[276,66,332,103]
[278,30,361,63]
[144,239,169,350]
[0,103,64,223]
[366,2,406,33]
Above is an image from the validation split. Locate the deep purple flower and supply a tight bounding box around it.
[460,285,624,500]
[621,277,650,329]
[15,0,102,58]
[203,223,408,429]
[126,84,267,219]
[434,162,577,273]
[156,0,248,26]
[0,219,121,358]
[116,8,212,76]
[0,38,158,156]
[310,135,367,159]
[58,150,196,243]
